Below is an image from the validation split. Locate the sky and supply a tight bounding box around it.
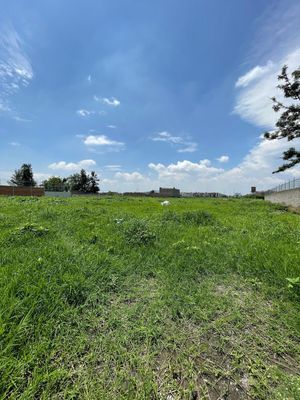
[0,0,300,194]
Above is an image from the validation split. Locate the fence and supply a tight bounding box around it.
[270,178,300,193]
[0,185,44,197]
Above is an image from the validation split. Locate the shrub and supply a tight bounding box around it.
[181,210,215,226]
[161,211,181,223]
[123,219,156,246]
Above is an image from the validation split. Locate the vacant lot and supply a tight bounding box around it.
[0,196,299,399]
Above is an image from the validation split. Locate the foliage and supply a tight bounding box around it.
[14,223,49,236]
[0,196,299,399]
[9,163,36,186]
[43,176,68,191]
[67,169,100,193]
[123,218,156,245]
[181,210,215,225]
[161,209,215,225]
[286,277,300,295]
[264,65,300,172]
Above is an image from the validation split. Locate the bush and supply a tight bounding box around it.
[181,210,215,226]
[123,219,156,246]
[161,211,181,223]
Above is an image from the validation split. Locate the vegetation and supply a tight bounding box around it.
[264,65,300,172]
[9,166,100,194]
[9,163,36,187]
[0,195,299,399]
[67,169,100,193]
[43,176,68,192]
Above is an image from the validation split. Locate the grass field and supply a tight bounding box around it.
[0,195,300,399]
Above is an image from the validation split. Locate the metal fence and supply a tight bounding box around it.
[270,178,300,192]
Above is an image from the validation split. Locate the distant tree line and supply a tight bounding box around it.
[9,164,100,193]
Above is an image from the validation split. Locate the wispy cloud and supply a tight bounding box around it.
[76,109,106,117]
[77,109,93,117]
[94,95,121,107]
[13,115,31,122]
[48,159,96,171]
[233,2,300,129]
[9,141,20,146]
[0,23,33,113]
[235,61,273,88]
[105,164,122,171]
[151,131,198,153]
[234,49,300,128]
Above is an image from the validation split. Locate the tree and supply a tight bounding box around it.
[264,65,300,173]
[9,163,36,186]
[88,171,100,193]
[43,176,67,191]
[67,169,100,193]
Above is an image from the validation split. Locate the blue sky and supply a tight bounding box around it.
[1,0,300,193]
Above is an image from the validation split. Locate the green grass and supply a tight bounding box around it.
[0,195,299,399]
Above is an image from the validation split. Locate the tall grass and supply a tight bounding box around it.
[0,196,299,399]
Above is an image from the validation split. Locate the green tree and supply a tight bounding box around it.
[67,169,99,193]
[264,65,300,172]
[9,164,36,186]
[88,171,100,193]
[43,176,67,191]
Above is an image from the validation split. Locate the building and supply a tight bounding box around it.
[159,187,180,197]
[181,192,227,198]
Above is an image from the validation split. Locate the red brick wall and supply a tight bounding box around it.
[0,186,44,197]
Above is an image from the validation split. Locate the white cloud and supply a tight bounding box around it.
[84,135,124,147]
[94,95,121,107]
[48,159,96,171]
[9,141,20,146]
[233,0,300,129]
[0,24,33,113]
[115,171,143,181]
[152,131,182,144]
[235,61,273,88]
[177,143,198,153]
[105,164,122,171]
[76,109,105,117]
[34,172,51,183]
[87,75,92,83]
[107,124,117,129]
[13,115,31,122]
[234,51,300,129]
[148,159,221,179]
[217,155,229,163]
[77,109,94,117]
[151,131,198,153]
[100,134,300,194]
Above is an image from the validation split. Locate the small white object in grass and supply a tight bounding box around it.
[161,200,170,206]
[115,218,124,224]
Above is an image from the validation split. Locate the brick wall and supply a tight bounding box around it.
[0,186,44,197]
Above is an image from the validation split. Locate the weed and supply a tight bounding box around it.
[181,210,215,225]
[14,223,49,236]
[0,196,299,399]
[123,218,156,245]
